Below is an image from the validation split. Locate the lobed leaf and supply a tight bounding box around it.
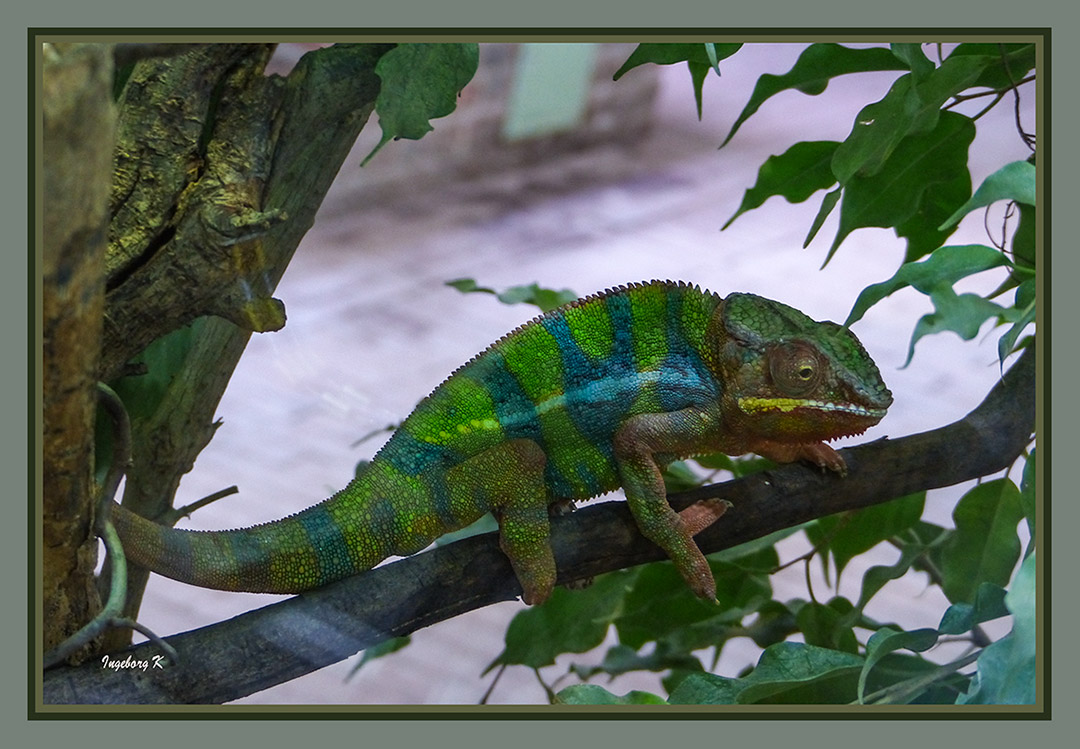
[845,243,1009,327]
[894,165,972,263]
[446,278,578,313]
[723,140,840,229]
[904,291,1012,366]
[802,187,841,247]
[889,43,935,80]
[363,43,479,165]
[831,54,988,184]
[612,42,742,80]
[938,160,1036,231]
[720,44,908,148]
[350,635,411,675]
[826,111,976,264]
[613,43,740,116]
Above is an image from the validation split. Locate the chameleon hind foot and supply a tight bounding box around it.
[678,498,732,536]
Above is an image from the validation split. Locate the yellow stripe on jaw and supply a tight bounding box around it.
[738,396,881,417]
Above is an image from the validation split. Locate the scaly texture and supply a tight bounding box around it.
[112,281,892,604]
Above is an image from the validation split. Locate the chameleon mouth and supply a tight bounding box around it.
[737,396,888,420]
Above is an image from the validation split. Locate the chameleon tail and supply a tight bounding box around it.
[108,480,393,594]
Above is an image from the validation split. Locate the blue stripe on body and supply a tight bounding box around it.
[468,351,545,446]
[296,506,353,582]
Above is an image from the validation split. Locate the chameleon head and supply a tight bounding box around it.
[714,292,893,444]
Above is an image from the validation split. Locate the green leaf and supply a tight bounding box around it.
[743,600,799,648]
[96,321,204,479]
[666,672,741,705]
[948,43,1036,90]
[937,582,1009,635]
[349,635,411,676]
[858,626,939,703]
[363,43,479,165]
[889,43,935,80]
[721,44,908,148]
[845,243,1010,327]
[853,543,924,614]
[997,295,1035,367]
[957,553,1036,704]
[826,111,976,264]
[446,279,578,313]
[938,160,1036,230]
[803,187,842,247]
[669,643,865,704]
[1020,450,1036,555]
[831,54,988,183]
[571,642,704,681]
[488,571,631,671]
[688,61,710,119]
[796,599,859,654]
[707,529,788,570]
[862,653,972,705]
[940,479,1025,604]
[661,460,704,494]
[612,42,741,80]
[554,684,667,705]
[615,559,770,652]
[444,277,495,295]
[894,164,972,263]
[903,291,1012,366]
[806,493,926,583]
[723,141,839,229]
[1011,201,1036,270]
[496,283,578,313]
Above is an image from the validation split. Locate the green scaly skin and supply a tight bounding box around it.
[112,280,892,604]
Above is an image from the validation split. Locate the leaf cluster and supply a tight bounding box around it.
[713,42,1035,366]
[506,457,1035,706]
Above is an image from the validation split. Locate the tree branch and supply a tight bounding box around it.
[94,43,392,653]
[42,346,1035,705]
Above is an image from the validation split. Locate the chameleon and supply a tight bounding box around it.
[111,280,892,605]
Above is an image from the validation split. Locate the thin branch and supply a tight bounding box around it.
[163,486,240,526]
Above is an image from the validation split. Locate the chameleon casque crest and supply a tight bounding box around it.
[112,280,892,605]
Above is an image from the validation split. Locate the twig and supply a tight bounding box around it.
[163,485,240,526]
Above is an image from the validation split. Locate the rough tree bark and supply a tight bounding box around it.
[41,42,393,659]
[41,43,116,655]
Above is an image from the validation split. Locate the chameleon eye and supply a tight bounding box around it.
[769,342,823,396]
